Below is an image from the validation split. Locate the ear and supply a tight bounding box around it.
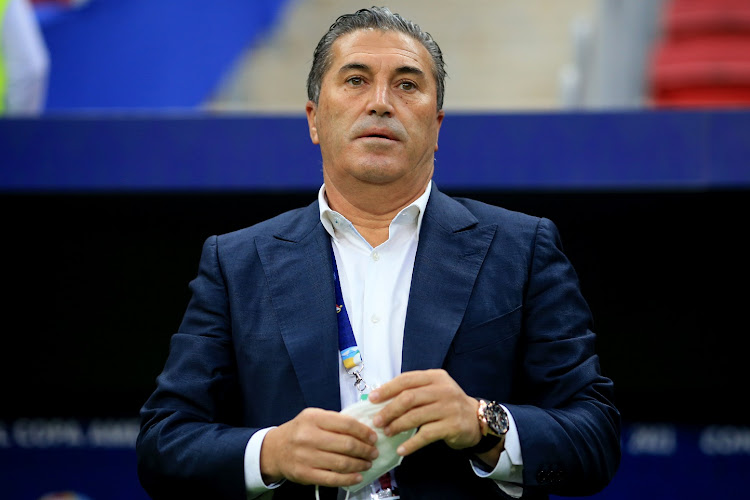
[306,100,320,145]
[434,109,445,152]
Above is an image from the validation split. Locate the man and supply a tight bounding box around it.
[137,7,620,500]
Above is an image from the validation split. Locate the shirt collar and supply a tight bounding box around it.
[318,180,432,239]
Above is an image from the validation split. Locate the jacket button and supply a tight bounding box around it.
[536,468,550,484]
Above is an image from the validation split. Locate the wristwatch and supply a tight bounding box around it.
[466,399,509,454]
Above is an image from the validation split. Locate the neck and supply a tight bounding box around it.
[324,177,429,247]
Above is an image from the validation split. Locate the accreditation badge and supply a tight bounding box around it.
[367,470,401,499]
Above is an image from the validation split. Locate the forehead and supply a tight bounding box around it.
[328,28,434,74]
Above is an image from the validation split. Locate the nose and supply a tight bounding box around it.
[368,81,394,117]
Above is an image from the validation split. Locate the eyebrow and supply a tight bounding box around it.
[338,63,425,78]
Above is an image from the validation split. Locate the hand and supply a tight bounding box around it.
[368,369,483,457]
[259,407,379,487]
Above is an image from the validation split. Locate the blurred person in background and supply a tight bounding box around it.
[0,0,49,115]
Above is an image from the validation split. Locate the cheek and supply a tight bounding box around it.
[323,112,352,142]
[316,116,349,154]
[400,93,430,108]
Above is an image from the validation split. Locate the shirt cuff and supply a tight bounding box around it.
[244,427,285,496]
[470,405,523,498]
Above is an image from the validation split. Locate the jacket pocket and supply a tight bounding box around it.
[452,305,522,354]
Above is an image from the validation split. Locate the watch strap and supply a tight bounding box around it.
[465,433,502,454]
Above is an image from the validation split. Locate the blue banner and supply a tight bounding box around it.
[2,419,748,499]
[2,110,749,192]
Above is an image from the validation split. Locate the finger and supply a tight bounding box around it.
[371,370,453,427]
[375,369,464,429]
[373,386,436,429]
[280,410,378,461]
[369,370,437,403]
[395,421,444,457]
[300,449,374,475]
[382,401,441,437]
[290,412,378,461]
[285,461,367,488]
[279,437,375,486]
[307,430,380,461]
[290,469,362,488]
[315,411,378,445]
[310,470,365,488]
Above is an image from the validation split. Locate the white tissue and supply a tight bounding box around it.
[339,397,416,493]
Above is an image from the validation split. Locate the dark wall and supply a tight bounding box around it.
[3,188,746,425]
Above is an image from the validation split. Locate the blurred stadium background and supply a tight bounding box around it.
[2,1,749,499]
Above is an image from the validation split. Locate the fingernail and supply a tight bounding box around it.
[354,474,363,482]
[397,446,406,456]
[370,448,379,460]
[383,426,392,437]
[369,432,378,444]
[373,415,383,427]
[369,390,380,402]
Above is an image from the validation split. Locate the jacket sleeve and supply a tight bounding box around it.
[136,235,255,500]
[507,217,621,496]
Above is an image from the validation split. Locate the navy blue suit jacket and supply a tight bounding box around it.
[137,186,620,499]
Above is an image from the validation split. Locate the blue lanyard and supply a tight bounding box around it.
[331,247,368,394]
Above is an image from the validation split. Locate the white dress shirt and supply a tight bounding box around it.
[244,181,524,498]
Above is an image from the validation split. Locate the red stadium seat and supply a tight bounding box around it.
[647,0,750,108]
[663,0,750,41]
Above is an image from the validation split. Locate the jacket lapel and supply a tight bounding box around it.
[255,202,342,411]
[402,188,497,372]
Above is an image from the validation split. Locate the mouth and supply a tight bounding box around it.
[358,129,398,141]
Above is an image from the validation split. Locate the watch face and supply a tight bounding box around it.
[486,402,509,436]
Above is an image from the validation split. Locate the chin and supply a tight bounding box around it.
[352,162,408,185]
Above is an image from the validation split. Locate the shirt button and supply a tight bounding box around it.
[371,315,380,324]
[372,252,380,261]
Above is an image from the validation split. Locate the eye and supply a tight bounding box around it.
[399,81,416,91]
[347,76,364,86]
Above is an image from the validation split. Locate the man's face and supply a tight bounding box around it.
[306,29,445,191]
